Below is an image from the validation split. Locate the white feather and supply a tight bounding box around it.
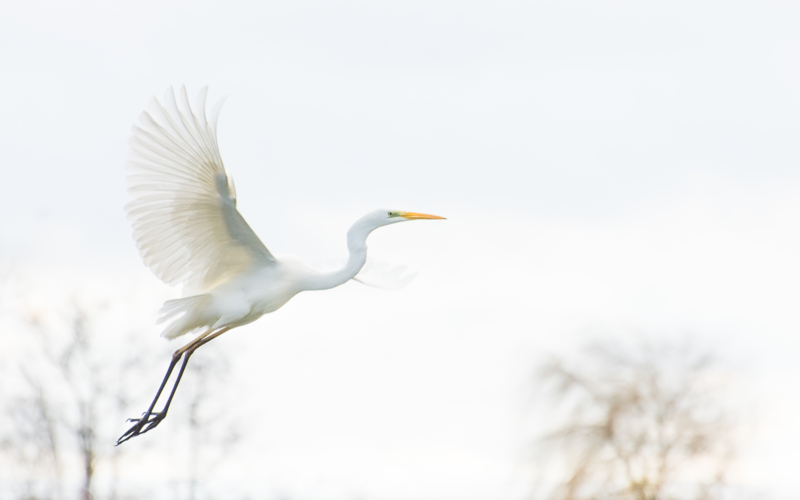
[117,87,445,445]
[354,260,417,290]
[125,86,275,294]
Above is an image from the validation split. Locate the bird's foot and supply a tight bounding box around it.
[116,410,166,445]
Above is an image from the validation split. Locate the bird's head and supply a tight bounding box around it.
[351,209,446,235]
[376,209,446,227]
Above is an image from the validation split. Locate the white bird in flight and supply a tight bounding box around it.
[117,86,444,445]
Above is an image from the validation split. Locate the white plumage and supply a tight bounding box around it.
[126,87,272,295]
[118,86,444,444]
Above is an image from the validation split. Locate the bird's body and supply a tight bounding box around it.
[157,214,375,339]
[117,86,444,444]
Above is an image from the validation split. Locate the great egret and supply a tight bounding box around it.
[117,86,444,445]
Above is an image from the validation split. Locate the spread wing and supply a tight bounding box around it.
[125,86,275,293]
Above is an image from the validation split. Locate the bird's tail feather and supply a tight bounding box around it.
[158,294,211,339]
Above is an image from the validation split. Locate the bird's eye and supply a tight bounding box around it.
[388,211,393,217]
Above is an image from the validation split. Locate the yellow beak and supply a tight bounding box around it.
[399,211,446,220]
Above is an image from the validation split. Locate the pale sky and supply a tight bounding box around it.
[3,1,800,499]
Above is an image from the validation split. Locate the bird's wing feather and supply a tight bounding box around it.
[126,86,275,293]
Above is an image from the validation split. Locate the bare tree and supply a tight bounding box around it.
[2,370,64,500]
[0,293,156,500]
[1,284,246,500]
[20,304,120,500]
[530,338,736,500]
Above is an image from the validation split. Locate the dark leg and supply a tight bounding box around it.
[146,327,232,422]
[116,350,183,445]
[154,344,195,418]
[116,327,230,445]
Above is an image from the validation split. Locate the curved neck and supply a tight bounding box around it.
[302,220,372,291]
